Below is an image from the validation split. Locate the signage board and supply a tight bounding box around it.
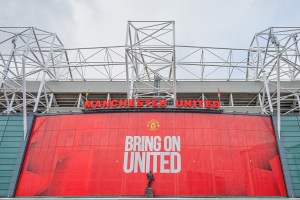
[84,99,221,109]
[16,113,286,197]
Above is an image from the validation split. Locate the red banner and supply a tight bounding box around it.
[16,113,286,197]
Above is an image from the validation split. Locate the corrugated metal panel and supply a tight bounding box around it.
[273,115,300,197]
[0,115,34,197]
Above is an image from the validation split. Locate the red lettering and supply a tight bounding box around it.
[111,100,118,107]
[128,99,135,107]
[205,100,212,108]
[94,100,101,108]
[152,100,158,107]
[213,100,220,109]
[175,100,183,107]
[102,100,111,108]
[193,100,197,108]
[144,100,151,107]
[119,100,127,107]
[137,99,143,107]
[160,99,167,107]
[84,98,220,110]
[192,100,203,108]
[183,100,192,108]
[198,100,203,108]
[84,100,93,108]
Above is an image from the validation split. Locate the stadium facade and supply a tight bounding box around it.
[0,21,300,198]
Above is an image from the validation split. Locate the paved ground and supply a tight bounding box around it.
[2,198,298,200]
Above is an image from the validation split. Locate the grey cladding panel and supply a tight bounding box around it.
[274,115,300,197]
[0,115,34,197]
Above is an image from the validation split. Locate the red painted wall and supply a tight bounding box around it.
[16,113,286,197]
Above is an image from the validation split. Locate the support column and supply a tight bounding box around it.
[22,28,33,140]
[33,34,56,113]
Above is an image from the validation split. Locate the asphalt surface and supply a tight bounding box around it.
[2,198,298,200]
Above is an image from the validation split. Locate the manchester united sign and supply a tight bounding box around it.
[84,99,220,109]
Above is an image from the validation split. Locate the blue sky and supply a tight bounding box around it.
[1,0,299,48]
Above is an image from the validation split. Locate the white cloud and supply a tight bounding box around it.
[0,0,299,49]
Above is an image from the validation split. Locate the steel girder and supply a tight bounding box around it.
[0,24,299,117]
[125,21,176,104]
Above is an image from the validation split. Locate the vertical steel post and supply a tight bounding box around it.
[258,93,264,114]
[125,52,130,99]
[125,22,131,100]
[255,34,273,114]
[33,34,56,112]
[22,58,27,140]
[277,51,281,140]
[172,21,176,105]
[22,28,33,140]
[77,93,82,108]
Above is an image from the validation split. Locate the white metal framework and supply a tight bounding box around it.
[0,27,66,114]
[0,23,299,117]
[125,21,176,103]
